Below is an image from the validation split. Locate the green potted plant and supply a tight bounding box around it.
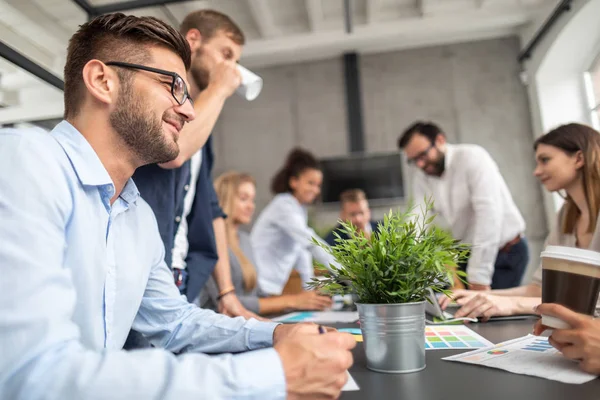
[309,199,468,373]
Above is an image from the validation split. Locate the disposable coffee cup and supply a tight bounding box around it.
[540,245,600,329]
[236,64,262,101]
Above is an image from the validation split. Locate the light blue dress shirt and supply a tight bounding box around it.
[251,193,340,295]
[0,121,286,400]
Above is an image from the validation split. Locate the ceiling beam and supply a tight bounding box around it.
[0,23,56,72]
[247,0,279,38]
[71,0,197,16]
[160,5,180,27]
[0,41,63,91]
[71,0,96,16]
[0,99,64,124]
[0,90,19,107]
[416,0,427,17]
[305,0,323,32]
[4,0,71,47]
[366,0,381,24]
[240,8,529,67]
[0,70,45,91]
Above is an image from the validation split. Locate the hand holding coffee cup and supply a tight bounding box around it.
[209,61,241,98]
[540,246,600,329]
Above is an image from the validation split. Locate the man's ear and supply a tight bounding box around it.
[435,134,447,147]
[81,60,119,107]
[185,28,203,52]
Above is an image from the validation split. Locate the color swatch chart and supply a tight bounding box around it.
[425,325,494,350]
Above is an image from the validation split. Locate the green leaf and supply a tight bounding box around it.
[309,197,469,304]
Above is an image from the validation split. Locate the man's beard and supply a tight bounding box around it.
[424,152,446,177]
[190,47,210,91]
[109,80,180,165]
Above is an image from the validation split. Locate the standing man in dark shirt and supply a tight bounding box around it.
[133,10,257,319]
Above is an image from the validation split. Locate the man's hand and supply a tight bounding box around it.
[218,293,267,321]
[208,61,241,99]
[273,323,336,345]
[534,303,600,374]
[469,283,491,291]
[274,324,355,399]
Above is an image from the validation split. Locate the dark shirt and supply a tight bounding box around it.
[324,220,380,246]
[132,137,225,302]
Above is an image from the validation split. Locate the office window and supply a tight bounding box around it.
[584,54,600,129]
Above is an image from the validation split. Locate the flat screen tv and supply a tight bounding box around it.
[319,152,405,204]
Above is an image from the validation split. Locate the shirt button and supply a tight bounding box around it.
[175,216,181,222]
[184,185,190,191]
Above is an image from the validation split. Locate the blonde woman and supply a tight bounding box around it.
[199,172,332,314]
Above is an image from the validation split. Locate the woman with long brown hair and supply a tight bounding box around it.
[440,123,600,319]
[199,171,332,314]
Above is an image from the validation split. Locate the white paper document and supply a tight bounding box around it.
[343,372,359,391]
[272,311,359,323]
[443,335,598,384]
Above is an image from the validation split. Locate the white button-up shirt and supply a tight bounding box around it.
[411,144,525,285]
[0,122,285,400]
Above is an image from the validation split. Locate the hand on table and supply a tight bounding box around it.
[292,291,333,311]
[442,290,517,321]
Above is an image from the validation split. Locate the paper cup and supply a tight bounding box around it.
[236,64,262,101]
[540,246,600,329]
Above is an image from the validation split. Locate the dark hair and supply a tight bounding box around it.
[398,121,444,149]
[534,123,600,234]
[64,13,191,119]
[180,9,245,45]
[271,148,321,194]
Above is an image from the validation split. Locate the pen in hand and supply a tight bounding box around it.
[318,325,326,334]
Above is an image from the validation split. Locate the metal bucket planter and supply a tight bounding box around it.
[356,301,426,373]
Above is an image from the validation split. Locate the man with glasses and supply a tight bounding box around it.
[132,10,258,322]
[398,121,528,291]
[0,13,355,399]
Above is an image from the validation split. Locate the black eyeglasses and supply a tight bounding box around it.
[105,61,193,106]
[407,144,434,165]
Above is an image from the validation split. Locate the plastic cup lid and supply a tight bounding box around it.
[540,245,600,267]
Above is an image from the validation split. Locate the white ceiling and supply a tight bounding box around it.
[0,0,557,124]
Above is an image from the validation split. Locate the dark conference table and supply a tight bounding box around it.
[340,318,600,400]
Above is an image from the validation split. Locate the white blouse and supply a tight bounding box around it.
[251,193,340,295]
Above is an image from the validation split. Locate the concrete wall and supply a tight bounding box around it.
[212,36,547,282]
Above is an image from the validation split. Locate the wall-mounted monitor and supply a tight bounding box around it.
[319,152,405,204]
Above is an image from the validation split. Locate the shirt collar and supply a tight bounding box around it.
[120,179,140,206]
[50,120,139,205]
[444,143,455,172]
